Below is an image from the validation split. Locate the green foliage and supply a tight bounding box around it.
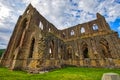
[0,49,5,57]
[0,67,120,80]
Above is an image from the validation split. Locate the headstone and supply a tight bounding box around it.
[101,73,120,80]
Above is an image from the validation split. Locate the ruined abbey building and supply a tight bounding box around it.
[0,4,120,72]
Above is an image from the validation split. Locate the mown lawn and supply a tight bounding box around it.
[0,67,120,80]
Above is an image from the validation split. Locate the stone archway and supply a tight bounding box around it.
[82,42,89,58]
[65,46,73,60]
[99,38,111,58]
[67,47,72,59]
[49,40,54,58]
[16,18,28,48]
[28,38,35,58]
[81,42,90,66]
[83,47,88,58]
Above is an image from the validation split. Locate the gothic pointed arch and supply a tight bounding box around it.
[99,38,111,58]
[70,30,75,36]
[28,38,35,58]
[39,21,43,30]
[66,45,72,59]
[21,18,28,30]
[92,24,98,31]
[49,40,54,58]
[16,18,28,47]
[62,32,66,38]
[80,27,85,33]
[81,42,89,58]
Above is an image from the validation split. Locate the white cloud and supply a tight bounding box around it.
[0,32,10,49]
[17,0,120,29]
[27,0,120,29]
[0,2,11,21]
[78,0,99,13]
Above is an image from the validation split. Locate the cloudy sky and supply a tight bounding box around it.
[0,0,120,49]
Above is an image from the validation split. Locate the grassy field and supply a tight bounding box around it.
[0,49,5,57]
[0,67,120,80]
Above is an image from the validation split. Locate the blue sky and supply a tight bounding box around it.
[0,0,120,49]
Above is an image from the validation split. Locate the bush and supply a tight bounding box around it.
[0,49,5,57]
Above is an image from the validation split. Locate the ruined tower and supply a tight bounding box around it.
[0,4,120,72]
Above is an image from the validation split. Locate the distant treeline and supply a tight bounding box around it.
[0,49,5,57]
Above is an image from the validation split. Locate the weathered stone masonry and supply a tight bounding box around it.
[0,4,120,72]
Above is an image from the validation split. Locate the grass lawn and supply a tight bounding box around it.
[0,67,120,80]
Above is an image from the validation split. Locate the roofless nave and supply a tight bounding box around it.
[0,4,120,73]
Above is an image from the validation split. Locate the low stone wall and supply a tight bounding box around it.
[1,58,120,72]
[62,58,120,68]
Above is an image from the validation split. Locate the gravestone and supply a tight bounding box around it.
[102,73,120,80]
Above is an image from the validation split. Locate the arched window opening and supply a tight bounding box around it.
[62,32,65,38]
[83,47,89,58]
[80,27,85,33]
[49,28,51,32]
[22,19,27,30]
[26,9,29,14]
[16,18,27,47]
[67,48,72,59]
[49,40,54,58]
[66,46,72,59]
[100,39,111,58]
[92,24,98,31]
[29,38,35,58]
[39,21,43,30]
[82,42,89,58]
[70,30,75,36]
[49,48,52,54]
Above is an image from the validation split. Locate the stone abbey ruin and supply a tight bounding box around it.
[0,4,120,72]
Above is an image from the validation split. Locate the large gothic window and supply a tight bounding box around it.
[16,18,27,47]
[92,24,98,31]
[26,9,30,14]
[100,39,111,58]
[83,48,88,58]
[70,30,75,36]
[39,21,43,30]
[49,40,54,58]
[49,48,52,54]
[80,27,85,33]
[22,19,27,29]
[49,28,51,32]
[62,32,66,38]
[29,38,35,58]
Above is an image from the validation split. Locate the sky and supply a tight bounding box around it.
[0,0,120,49]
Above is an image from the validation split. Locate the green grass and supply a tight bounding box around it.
[0,67,120,80]
[0,49,5,57]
